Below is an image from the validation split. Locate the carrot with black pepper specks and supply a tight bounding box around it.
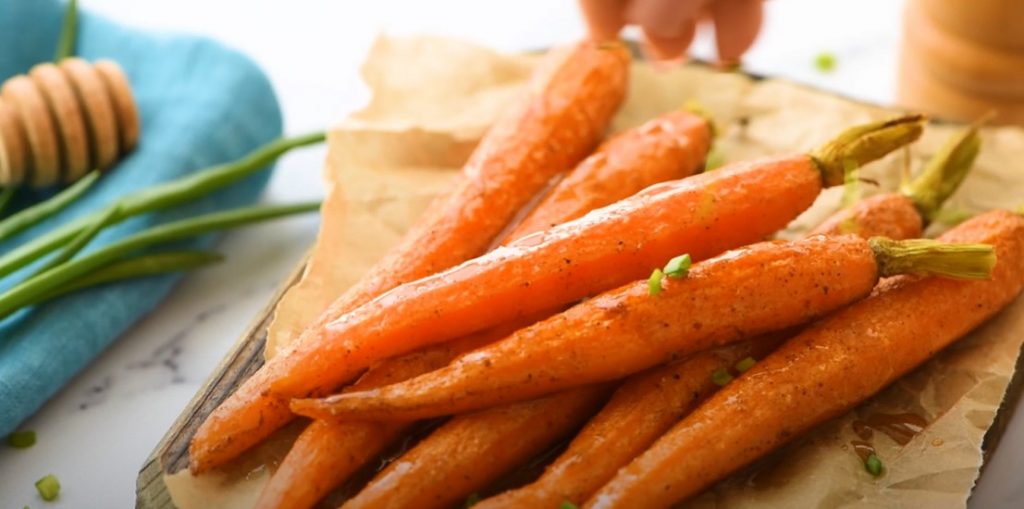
[191,115,922,473]
[341,384,613,509]
[189,39,629,473]
[252,319,535,509]
[505,110,712,240]
[586,210,1024,509]
[256,112,710,509]
[475,340,780,509]
[292,233,994,422]
[477,144,976,507]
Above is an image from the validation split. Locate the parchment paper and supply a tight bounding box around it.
[166,35,1024,508]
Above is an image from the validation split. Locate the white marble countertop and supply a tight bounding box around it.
[0,0,1020,507]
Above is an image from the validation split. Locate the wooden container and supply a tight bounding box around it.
[899,0,1024,124]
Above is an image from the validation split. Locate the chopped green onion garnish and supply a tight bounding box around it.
[711,367,733,386]
[865,453,883,477]
[7,430,36,448]
[663,254,692,279]
[814,52,837,73]
[463,493,480,508]
[648,268,664,296]
[35,474,60,501]
[735,357,756,373]
[560,501,579,509]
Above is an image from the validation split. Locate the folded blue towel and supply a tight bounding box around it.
[0,0,283,436]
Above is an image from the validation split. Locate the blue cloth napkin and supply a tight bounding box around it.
[0,0,283,435]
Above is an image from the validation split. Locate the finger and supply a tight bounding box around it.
[625,0,704,39]
[708,0,764,64]
[578,0,628,41]
[642,19,697,62]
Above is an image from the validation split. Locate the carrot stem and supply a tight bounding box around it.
[810,115,925,187]
[901,124,981,223]
[869,237,995,280]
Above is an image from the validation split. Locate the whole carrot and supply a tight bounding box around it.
[256,111,710,509]
[475,339,781,509]
[586,210,1024,509]
[505,110,712,239]
[477,139,985,507]
[292,233,994,422]
[813,122,981,238]
[189,39,629,473]
[252,321,531,509]
[191,116,922,473]
[341,384,612,509]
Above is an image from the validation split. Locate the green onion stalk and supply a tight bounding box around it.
[0,132,325,278]
[0,201,320,319]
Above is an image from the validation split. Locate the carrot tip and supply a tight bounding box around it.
[869,237,996,280]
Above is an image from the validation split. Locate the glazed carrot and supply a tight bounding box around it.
[476,339,781,509]
[189,39,629,473]
[190,116,922,472]
[479,147,981,507]
[586,210,1024,509]
[252,322,530,509]
[257,113,710,508]
[505,110,712,239]
[812,123,981,238]
[341,384,613,509]
[292,234,994,422]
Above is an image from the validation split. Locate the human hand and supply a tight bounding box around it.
[577,0,763,65]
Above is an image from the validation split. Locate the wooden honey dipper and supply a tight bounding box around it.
[0,57,139,189]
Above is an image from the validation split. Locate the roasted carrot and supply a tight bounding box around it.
[812,123,981,238]
[505,110,712,239]
[479,147,981,507]
[585,210,1024,509]
[190,116,922,472]
[252,321,530,509]
[292,232,994,422]
[475,339,781,509]
[340,384,612,509]
[257,112,710,508]
[189,39,629,473]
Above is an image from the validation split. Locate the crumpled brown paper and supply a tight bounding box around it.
[166,35,1024,508]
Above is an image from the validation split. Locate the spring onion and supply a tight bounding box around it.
[0,133,324,278]
[560,501,579,509]
[7,430,36,448]
[648,268,664,296]
[54,0,78,61]
[0,202,319,319]
[814,52,837,73]
[663,254,691,278]
[28,251,224,307]
[735,356,756,373]
[865,453,883,477]
[0,187,14,216]
[34,474,60,501]
[711,367,733,386]
[0,170,99,242]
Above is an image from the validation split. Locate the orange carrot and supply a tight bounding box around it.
[189,39,629,473]
[256,111,710,508]
[585,210,1024,509]
[292,233,994,422]
[478,153,974,507]
[340,384,612,509]
[813,122,981,238]
[475,339,781,509]
[253,322,529,509]
[505,110,712,240]
[190,116,922,472]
